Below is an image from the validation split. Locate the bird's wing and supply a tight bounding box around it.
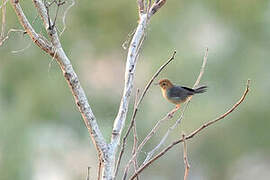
[168,86,194,100]
[181,86,195,94]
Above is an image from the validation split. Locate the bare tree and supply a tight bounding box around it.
[0,0,250,180]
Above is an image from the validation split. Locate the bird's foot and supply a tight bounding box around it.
[168,105,181,118]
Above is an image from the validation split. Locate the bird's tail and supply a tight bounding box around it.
[194,86,207,94]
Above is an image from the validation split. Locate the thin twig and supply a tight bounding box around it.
[114,89,140,178]
[193,47,208,88]
[120,89,141,180]
[141,103,189,165]
[129,79,250,180]
[123,110,176,180]
[137,50,176,106]
[149,0,166,17]
[141,48,208,164]
[132,114,139,180]
[120,50,177,179]
[182,134,190,180]
[146,0,152,17]
[137,0,144,14]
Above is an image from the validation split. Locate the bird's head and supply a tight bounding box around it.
[158,79,174,90]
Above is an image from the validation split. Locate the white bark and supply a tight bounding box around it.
[10,0,108,156]
[108,13,148,179]
[10,0,166,179]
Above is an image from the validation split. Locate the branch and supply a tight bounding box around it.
[110,0,168,154]
[108,13,148,179]
[138,50,176,106]
[11,0,107,157]
[141,48,208,164]
[137,0,144,14]
[131,114,139,180]
[129,79,250,180]
[114,89,140,178]
[149,0,166,17]
[120,89,141,180]
[182,134,190,180]
[9,1,53,53]
[118,50,176,178]
[123,108,176,179]
[193,48,208,88]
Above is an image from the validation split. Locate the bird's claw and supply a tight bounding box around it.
[168,112,174,118]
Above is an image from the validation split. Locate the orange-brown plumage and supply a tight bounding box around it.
[157,78,207,111]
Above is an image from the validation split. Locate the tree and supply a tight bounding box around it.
[0,0,249,180]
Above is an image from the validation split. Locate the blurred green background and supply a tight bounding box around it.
[1,0,270,179]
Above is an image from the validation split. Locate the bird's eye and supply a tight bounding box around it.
[162,83,166,86]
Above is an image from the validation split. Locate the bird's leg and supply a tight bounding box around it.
[168,104,181,118]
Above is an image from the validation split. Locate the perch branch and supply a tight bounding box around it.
[110,12,149,179]
[129,79,250,180]
[141,48,208,164]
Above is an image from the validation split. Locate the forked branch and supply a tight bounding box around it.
[11,0,107,157]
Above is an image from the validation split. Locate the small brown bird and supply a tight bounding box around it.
[157,78,207,114]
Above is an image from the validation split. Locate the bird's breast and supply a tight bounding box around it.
[161,88,168,99]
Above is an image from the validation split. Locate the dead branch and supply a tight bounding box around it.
[129,79,250,180]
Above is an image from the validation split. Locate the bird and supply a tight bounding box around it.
[157,78,207,115]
